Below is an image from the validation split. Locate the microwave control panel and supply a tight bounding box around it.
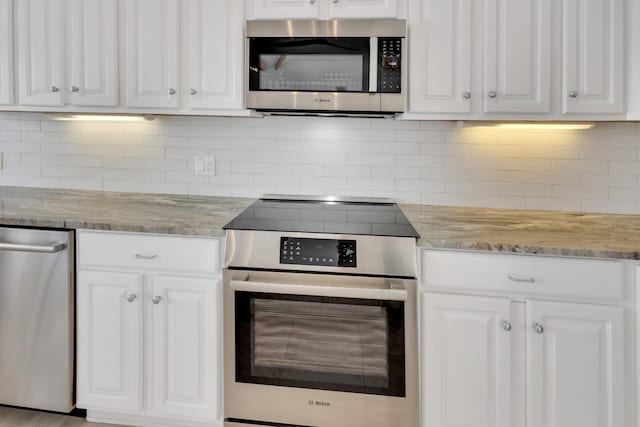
[280,237,357,268]
[379,37,402,93]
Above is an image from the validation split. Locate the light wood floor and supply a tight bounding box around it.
[0,407,128,427]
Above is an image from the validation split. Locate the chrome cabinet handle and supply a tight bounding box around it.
[152,296,162,305]
[533,323,544,334]
[488,91,497,98]
[71,86,79,93]
[463,91,471,99]
[50,86,59,93]
[190,88,197,95]
[332,0,339,3]
[310,0,316,3]
[126,294,137,303]
[135,253,158,260]
[569,90,578,98]
[501,321,512,332]
[168,88,176,95]
[507,274,536,284]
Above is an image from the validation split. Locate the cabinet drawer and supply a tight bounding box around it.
[422,250,626,302]
[78,231,221,274]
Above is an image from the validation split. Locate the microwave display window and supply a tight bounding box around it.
[249,37,370,93]
[258,54,364,92]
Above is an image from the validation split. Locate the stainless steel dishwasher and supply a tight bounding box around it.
[0,227,74,412]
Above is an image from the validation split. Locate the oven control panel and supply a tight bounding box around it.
[280,237,357,268]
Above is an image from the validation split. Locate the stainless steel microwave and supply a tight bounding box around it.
[246,19,406,114]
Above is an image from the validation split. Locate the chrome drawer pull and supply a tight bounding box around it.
[501,321,512,332]
[135,253,158,260]
[126,294,137,303]
[152,296,162,305]
[507,274,536,284]
[533,323,544,334]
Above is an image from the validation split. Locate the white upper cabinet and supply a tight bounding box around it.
[250,0,320,19]
[0,0,13,106]
[69,0,119,107]
[329,0,399,18]
[186,0,244,110]
[483,0,551,113]
[562,0,624,114]
[17,0,65,106]
[249,0,402,19]
[408,0,472,113]
[422,292,514,427]
[526,299,624,427]
[125,0,181,109]
[17,0,118,108]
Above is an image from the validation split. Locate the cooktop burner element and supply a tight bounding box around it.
[223,195,419,238]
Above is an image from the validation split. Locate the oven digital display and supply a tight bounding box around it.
[280,237,357,268]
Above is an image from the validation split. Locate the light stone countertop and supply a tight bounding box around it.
[1,186,639,260]
[400,203,640,260]
[0,186,253,237]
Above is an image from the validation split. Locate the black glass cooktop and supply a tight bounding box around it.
[223,196,419,238]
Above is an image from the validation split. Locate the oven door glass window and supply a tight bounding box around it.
[248,38,370,92]
[235,292,405,397]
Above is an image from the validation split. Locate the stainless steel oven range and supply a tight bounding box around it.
[223,195,419,427]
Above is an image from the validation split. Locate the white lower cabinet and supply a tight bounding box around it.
[151,275,219,420]
[422,293,514,427]
[526,299,624,427]
[76,231,222,427]
[421,250,630,427]
[77,270,144,412]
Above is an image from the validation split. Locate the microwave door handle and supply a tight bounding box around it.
[369,36,378,92]
[230,279,407,301]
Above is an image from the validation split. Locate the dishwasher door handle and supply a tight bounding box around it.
[0,242,67,253]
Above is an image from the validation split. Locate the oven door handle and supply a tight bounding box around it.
[230,279,408,301]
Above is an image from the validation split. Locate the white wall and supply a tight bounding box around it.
[0,112,639,214]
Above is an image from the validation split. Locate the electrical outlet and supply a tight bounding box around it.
[195,155,216,176]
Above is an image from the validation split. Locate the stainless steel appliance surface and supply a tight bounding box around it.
[223,196,418,427]
[246,19,406,114]
[0,227,75,412]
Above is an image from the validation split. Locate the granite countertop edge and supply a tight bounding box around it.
[1,186,639,261]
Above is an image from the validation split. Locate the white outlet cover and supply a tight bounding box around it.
[195,155,216,176]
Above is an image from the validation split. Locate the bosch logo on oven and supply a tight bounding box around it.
[308,400,331,407]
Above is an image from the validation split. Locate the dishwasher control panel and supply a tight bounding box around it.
[280,237,357,268]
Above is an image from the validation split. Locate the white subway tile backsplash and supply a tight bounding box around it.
[551,159,608,173]
[1,113,640,214]
[498,183,552,198]
[473,195,526,209]
[525,197,582,212]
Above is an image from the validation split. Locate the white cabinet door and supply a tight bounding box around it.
[125,0,180,108]
[408,0,471,113]
[69,0,118,107]
[329,0,398,18]
[422,292,514,427]
[526,300,624,427]
[186,0,243,110]
[483,0,551,113]
[250,0,319,19]
[151,275,219,420]
[0,0,12,105]
[17,0,65,106]
[562,0,624,114]
[76,270,144,412]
